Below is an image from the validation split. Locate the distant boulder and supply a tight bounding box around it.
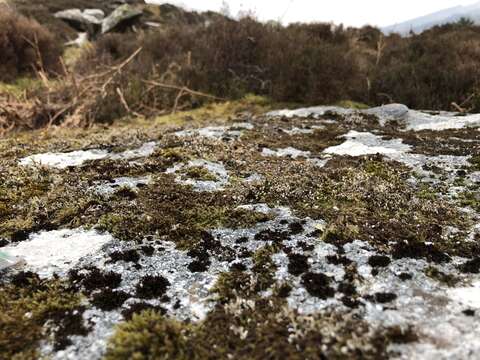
[54,8,104,34]
[101,4,143,34]
[83,9,106,21]
[366,104,409,121]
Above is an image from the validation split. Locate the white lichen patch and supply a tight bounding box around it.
[214,203,480,360]
[19,142,157,169]
[281,126,324,135]
[448,281,480,308]
[174,123,253,139]
[166,159,229,192]
[0,251,22,270]
[390,153,470,177]
[268,103,480,131]
[0,229,113,278]
[92,176,152,196]
[404,111,480,131]
[273,234,480,359]
[78,239,226,321]
[267,106,353,119]
[19,149,110,169]
[46,308,123,360]
[262,147,311,159]
[323,131,470,180]
[110,141,157,160]
[362,256,480,360]
[50,237,235,359]
[324,131,411,156]
[243,172,263,183]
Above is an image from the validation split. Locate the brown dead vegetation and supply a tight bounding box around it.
[2,6,480,135]
[0,8,61,82]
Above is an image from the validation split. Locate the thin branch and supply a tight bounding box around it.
[142,80,226,101]
[101,47,143,96]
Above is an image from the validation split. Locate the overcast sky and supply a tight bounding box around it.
[147,0,479,27]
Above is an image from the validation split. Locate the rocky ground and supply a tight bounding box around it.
[1,101,480,359]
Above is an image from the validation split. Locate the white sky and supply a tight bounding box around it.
[148,0,479,27]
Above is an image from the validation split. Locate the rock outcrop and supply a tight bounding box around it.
[54,8,104,33]
[101,4,143,34]
[1,103,480,359]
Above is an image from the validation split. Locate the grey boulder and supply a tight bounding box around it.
[101,4,143,34]
[365,104,409,122]
[54,8,105,32]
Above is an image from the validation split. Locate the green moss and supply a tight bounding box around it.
[180,166,219,181]
[417,184,438,201]
[242,121,345,154]
[468,155,480,171]
[96,173,276,245]
[252,156,468,259]
[152,94,277,127]
[105,310,191,360]
[105,296,413,360]
[0,276,84,358]
[457,191,480,212]
[223,208,274,229]
[252,245,279,292]
[155,147,188,163]
[0,77,43,99]
[334,100,370,110]
[425,266,461,287]
[212,271,254,302]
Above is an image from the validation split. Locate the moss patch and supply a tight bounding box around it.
[105,297,417,360]
[0,276,85,357]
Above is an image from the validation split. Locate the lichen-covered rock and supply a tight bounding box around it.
[101,4,143,34]
[1,101,480,359]
[54,8,104,33]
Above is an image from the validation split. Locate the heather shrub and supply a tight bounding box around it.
[74,16,363,122]
[370,26,480,110]
[0,9,62,82]
[8,8,480,133]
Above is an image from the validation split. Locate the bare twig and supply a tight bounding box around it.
[101,47,143,96]
[116,87,143,118]
[173,87,186,114]
[143,80,225,101]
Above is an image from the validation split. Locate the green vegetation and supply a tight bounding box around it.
[0,275,84,358]
[180,166,219,181]
[424,266,461,287]
[4,2,480,133]
[105,299,417,359]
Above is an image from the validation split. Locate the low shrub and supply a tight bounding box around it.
[370,25,480,111]
[0,8,62,81]
[4,6,480,133]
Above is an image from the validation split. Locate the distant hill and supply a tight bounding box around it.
[383,1,480,35]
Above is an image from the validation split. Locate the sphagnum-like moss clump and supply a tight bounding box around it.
[0,274,85,358]
[105,296,417,360]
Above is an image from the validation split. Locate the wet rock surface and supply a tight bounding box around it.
[1,104,480,359]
